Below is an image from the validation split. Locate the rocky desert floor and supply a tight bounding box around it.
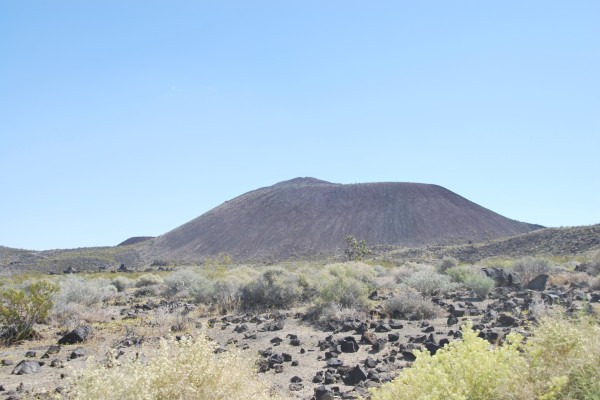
[1,266,597,400]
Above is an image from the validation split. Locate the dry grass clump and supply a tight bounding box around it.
[382,285,443,320]
[64,334,278,399]
[315,303,368,328]
[111,276,135,292]
[512,256,552,284]
[54,276,117,308]
[135,273,164,287]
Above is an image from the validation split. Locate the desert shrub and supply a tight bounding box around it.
[0,280,58,343]
[66,334,277,399]
[189,279,216,305]
[437,257,458,273]
[55,277,117,307]
[307,273,373,322]
[404,269,458,296]
[134,284,164,298]
[135,274,164,287]
[382,286,442,320]
[526,313,600,398]
[239,268,302,310]
[370,324,529,400]
[446,266,494,298]
[371,313,600,400]
[512,256,551,284]
[111,276,135,292]
[316,276,371,310]
[163,268,206,298]
[465,274,494,298]
[315,303,368,327]
[319,261,377,285]
[344,235,372,261]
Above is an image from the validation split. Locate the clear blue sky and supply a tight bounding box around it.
[1,1,599,250]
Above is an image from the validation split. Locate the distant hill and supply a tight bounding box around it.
[140,177,543,262]
[117,236,155,246]
[385,224,600,264]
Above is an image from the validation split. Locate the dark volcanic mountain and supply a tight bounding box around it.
[142,177,542,262]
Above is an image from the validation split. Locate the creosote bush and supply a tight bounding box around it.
[65,334,278,399]
[371,323,529,400]
[371,313,600,400]
[0,280,58,343]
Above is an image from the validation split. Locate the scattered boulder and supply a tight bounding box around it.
[69,348,86,360]
[526,274,549,291]
[41,345,61,359]
[58,325,92,345]
[482,267,519,287]
[12,360,41,375]
[339,336,360,353]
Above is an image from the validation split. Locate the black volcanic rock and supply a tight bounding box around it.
[142,178,541,261]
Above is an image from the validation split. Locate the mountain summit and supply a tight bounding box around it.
[142,178,541,261]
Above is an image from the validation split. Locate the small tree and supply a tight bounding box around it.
[0,281,58,343]
[344,235,372,261]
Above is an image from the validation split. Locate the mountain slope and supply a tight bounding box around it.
[142,178,542,261]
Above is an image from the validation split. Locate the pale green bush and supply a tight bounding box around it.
[135,274,164,287]
[65,334,278,399]
[446,266,494,298]
[55,277,116,307]
[163,268,206,298]
[315,276,371,310]
[382,285,442,320]
[239,268,302,310]
[404,269,458,296]
[111,276,135,292]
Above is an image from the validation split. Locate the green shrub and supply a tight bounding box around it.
[446,266,494,299]
[316,276,371,310]
[526,313,600,398]
[239,268,302,310]
[404,269,458,296]
[370,324,530,400]
[371,313,600,400]
[382,286,442,320]
[344,235,372,261]
[66,334,278,399]
[0,281,58,343]
[135,274,164,287]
